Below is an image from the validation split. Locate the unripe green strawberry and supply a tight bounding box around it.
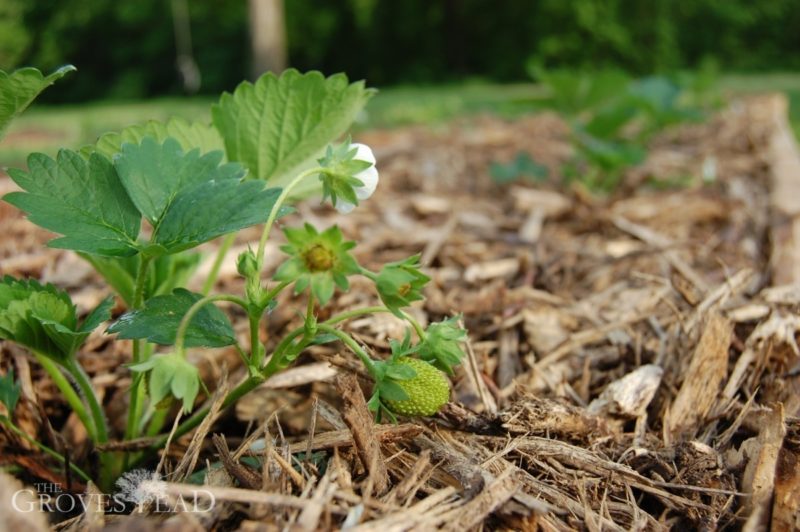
[384,358,450,416]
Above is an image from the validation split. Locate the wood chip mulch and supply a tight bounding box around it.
[1,94,799,530]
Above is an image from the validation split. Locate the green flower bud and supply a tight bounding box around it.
[375,254,429,317]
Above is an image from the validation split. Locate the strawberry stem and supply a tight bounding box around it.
[317,324,378,376]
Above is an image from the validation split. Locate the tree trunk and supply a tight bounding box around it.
[248,0,287,79]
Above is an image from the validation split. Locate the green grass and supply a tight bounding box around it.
[1,73,799,168]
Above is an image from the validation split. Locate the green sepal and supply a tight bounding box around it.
[417,315,467,375]
[274,223,360,306]
[388,329,420,361]
[377,380,410,401]
[317,140,372,208]
[374,254,430,317]
[366,391,398,424]
[129,352,200,413]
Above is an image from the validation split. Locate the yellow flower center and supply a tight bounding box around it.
[303,244,336,272]
[398,283,412,296]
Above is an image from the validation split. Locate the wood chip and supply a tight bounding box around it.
[767,94,800,285]
[668,312,732,440]
[335,372,390,495]
[742,403,786,529]
[588,364,663,418]
[771,443,800,531]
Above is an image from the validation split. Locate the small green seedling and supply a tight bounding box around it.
[490,152,549,184]
[523,66,710,194]
[0,68,467,492]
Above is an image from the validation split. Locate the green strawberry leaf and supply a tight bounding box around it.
[85,117,224,160]
[211,69,375,188]
[113,137,284,255]
[4,150,141,257]
[0,65,76,139]
[36,295,115,356]
[108,288,235,347]
[78,296,115,333]
[5,137,286,260]
[113,137,244,226]
[0,277,109,360]
[152,178,282,253]
[0,369,21,415]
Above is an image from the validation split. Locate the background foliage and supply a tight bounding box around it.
[1,0,799,102]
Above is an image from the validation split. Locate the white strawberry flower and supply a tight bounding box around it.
[335,143,379,214]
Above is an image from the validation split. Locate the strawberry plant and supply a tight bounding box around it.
[0,67,467,492]
[515,65,712,193]
[0,65,76,138]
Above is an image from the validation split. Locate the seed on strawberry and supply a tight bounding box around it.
[384,358,450,416]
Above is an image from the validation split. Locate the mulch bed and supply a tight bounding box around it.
[1,94,799,530]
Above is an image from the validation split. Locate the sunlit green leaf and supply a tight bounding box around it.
[0,65,76,139]
[85,116,224,160]
[211,69,374,188]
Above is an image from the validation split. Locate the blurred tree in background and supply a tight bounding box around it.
[1,0,798,102]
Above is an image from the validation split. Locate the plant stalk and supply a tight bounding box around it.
[143,373,264,457]
[1,418,92,483]
[256,167,322,270]
[173,294,249,355]
[63,357,108,443]
[33,353,97,442]
[125,254,154,459]
[317,324,378,376]
[141,306,392,461]
[201,233,236,295]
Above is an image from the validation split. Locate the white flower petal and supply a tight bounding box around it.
[335,200,356,214]
[354,166,379,199]
[351,143,376,165]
